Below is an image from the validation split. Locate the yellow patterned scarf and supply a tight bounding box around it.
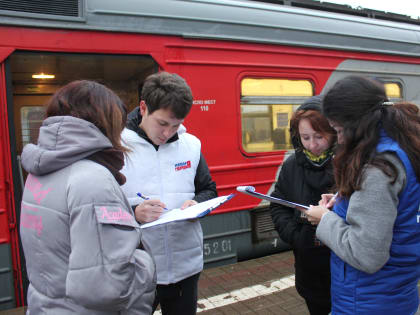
[303,148,333,165]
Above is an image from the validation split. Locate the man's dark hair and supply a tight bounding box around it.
[141,72,193,119]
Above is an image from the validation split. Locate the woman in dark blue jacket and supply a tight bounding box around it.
[307,76,420,315]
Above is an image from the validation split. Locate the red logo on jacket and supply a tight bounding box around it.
[175,160,191,171]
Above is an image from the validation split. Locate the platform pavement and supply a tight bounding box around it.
[2,250,419,315]
[190,250,420,315]
[0,251,305,315]
[193,250,308,315]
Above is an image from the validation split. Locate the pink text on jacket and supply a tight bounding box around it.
[25,175,52,204]
[100,206,135,223]
[21,213,43,236]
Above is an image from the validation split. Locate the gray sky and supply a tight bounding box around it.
[324,0,420,19]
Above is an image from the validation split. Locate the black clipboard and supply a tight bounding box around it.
[237,186,309,212]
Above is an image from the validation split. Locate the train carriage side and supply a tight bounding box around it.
[1,0,420,310]
[175,43,420,265]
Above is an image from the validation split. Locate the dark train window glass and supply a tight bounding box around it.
[240,78,314,153]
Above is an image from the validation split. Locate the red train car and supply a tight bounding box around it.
[1,0,420,310]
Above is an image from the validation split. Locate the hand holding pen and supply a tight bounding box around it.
[307,192,338,225]
[134,192,168,223]
[137,193,169,211]
[319,192,339,209]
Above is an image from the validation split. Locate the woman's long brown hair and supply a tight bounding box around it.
[45,80,128,152]
[323,76,420,198]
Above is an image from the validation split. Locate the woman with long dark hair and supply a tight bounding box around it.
[307,75,420,315]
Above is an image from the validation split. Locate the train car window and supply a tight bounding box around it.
[240,78,313,153]
[21,106,45,148]
[384,82,402,101]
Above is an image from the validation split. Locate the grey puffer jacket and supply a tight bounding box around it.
[20,116,156,315]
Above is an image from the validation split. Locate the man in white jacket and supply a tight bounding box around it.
[121,72,217,315]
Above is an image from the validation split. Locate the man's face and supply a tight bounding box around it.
[139,101,184,145]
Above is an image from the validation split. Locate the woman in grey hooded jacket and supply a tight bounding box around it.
[20,80,156,314]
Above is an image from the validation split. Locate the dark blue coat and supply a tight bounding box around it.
[330,132,420,315]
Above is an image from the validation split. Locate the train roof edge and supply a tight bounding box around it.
[1,0,420,57]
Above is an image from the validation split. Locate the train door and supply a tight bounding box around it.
[3,50,158,306]
[0,48,22,310]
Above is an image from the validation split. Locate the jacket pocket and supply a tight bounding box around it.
[94,205,140,262]
[171,220,203,252]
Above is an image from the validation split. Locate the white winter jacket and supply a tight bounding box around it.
[121,127,203,284]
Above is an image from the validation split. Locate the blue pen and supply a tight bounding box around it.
[137,192,169,211]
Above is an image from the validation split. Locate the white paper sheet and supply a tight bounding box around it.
[140,194,234,229]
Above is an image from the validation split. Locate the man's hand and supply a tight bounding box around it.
[135,199,166,223]
[181,200,198,210]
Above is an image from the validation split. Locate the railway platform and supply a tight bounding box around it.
[2,250,419,315]
[0,250,305,315]
[191,250,307,315]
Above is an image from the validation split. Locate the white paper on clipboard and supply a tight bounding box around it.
[236,186,309,211]
[140,194,235,229]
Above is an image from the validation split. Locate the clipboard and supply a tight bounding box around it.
[236,186,309,212]
[141,194,235,229]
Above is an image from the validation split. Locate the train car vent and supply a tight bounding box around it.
[251,208,278,242]
[0,0,80,17]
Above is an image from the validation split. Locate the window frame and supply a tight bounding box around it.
[381,79,404,102]
[237,72,316,157]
